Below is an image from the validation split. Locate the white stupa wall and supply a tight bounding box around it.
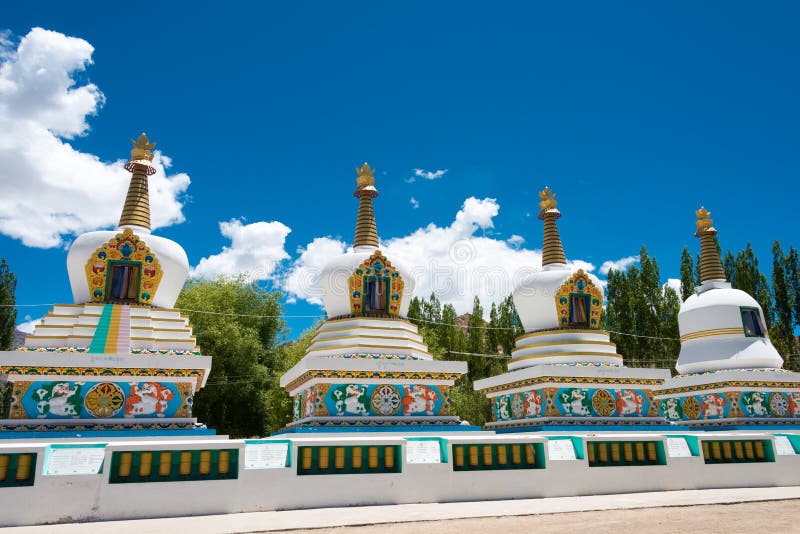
[676,284,783,374]
[319,247,412,318]
[67,229,190,309]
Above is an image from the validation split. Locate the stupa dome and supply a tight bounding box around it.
[514,265,604,332]
[508,187,621,370]
[675,208,782,374]
[65,134,189,309]
[319,246,412,319]
[317,163,412,320]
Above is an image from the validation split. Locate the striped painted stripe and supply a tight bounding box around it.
[680,328,743,342]
[88,304,114,353]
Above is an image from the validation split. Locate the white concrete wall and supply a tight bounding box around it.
[0,431,798,527]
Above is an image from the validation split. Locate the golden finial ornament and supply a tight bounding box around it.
[130,133,156,162]
[695,206,715,235]
[538,186,567,266]
[353,162,380,248]
[356,162,376,190]
[694,205,726,283]
[538,187,558,212]
[119,133,156,230]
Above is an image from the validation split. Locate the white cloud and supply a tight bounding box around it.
[190,219,291,280]
[281,197,595,317]
[0,28,190,248]
[665,278,682,294]
[410,197,419,209]
[406,168,447,183]
[600,255,639,275]
[507,234,525,248]
[17,315,41,333]
[282,237,348,305]
[207,197,598,317]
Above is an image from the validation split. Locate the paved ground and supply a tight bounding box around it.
[5,487,800,533]
[282,500,799,534]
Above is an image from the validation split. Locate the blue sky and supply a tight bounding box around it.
[1,2,799,339]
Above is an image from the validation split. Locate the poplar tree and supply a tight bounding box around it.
[787,247,800,331]
[730,244,775,328]
[605,246,680,369]
[771,241,797,358]
[679,246,697,302]
[0,258,14,417]
[0,258,16,351]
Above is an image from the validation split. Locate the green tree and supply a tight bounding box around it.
[497,295,522,356]
[175,277,285,438]
[0,259,16,418]
[406,296,422,323]
[0,259,17,351]
[605,246,680,369]
[439,303,461,354]
[679,246,696,302]
[723,250,736,283]
[787,247,800,371]
[730,243,774,328]
[487,302,500,355]
[771,241,797,359]
[264,324,319,432]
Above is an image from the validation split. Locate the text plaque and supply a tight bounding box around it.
[548,440,577,461]
[667,437,692,458]
[406,440,442,464]
[245,442,289,469]
[775,436,796,456]
[46,447,105,476]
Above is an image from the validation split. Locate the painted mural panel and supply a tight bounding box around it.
[659,391,800,421]
[493,387,651,421]
[9,380,192,419]
[294,383,450,419]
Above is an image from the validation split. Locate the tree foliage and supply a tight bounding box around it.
[408,292,521,426]
[604,246,681,369]
[0,258,17,351]
[679,246,697,302]
[175,277,285,438]
[0,259,16,418]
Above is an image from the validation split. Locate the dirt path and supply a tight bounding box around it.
[271,499,800,534]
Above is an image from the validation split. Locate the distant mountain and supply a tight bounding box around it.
[12,328,26,349]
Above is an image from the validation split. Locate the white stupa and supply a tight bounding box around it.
[0,134,212,436]
[279,164,468,430]
[475,187,670,429]
[655,208,800,427]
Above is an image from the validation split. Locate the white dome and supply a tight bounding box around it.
[513,265,603,332]
[319,246,412,318]
[67,226,189,309]
[676,282,783,374]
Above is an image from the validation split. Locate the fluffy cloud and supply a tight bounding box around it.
[507,234,525,248]
[406,168,447,183]
[190,219,291,280]
[16,314,41,334]
[0,28,190,248]
[409,197,419,209]
[280,196,595,316]
[282,237,348,304]
[665,278,682,294]
[600,255,640,275]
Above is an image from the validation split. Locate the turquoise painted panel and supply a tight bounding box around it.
[493,388,651,421]
[14,381,189,420]
[297,383,448,419]
[659,391,800,422]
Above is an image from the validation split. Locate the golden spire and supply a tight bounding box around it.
[353,162,379,248]
[538,187,567,266]
[119,133,157,230]
[695,206,726,283]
